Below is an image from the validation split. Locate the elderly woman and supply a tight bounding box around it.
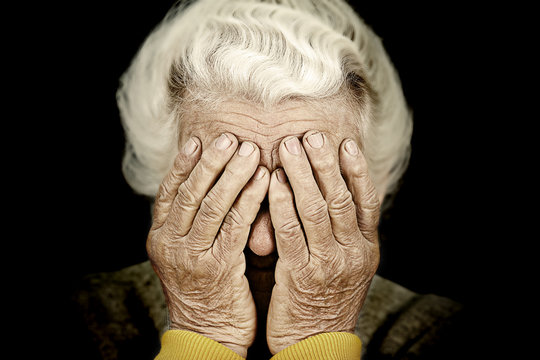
[74,0,463,359]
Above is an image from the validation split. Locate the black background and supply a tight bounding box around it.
[16,1,524,358]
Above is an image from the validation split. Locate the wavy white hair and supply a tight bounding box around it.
[117,0,412,203]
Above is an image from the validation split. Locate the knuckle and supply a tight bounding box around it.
[312,152,338,177]
[358,213,380,236]
[301,198,329,225]
[328,190,355,215]
[352,172,381,217]
[221,207,247,232]
[353,167,370,184]
[200,153,226,175]
[172,152,184,168]
[158,160,191,197]
[363,182,381,208]
[361,189,381,220]
[223,155,256,180]
[361,226,380,245]
[157,180,175,202]
[176,180,198,206]
[200,193,227,222]
[278,217,303,238]
[355,172,380,206]
[172,157,191,178]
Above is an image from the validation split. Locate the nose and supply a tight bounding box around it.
[248,205,275,256]
[242,143,279,256]
[257,145,281,174]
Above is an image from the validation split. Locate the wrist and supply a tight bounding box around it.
[169,322,249,358]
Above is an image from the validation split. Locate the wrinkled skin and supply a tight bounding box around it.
[266,132,380,354]
[147,133,264,357]
[146,101,381,356]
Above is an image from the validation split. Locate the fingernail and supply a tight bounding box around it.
[238,142,254,157]
[276,169,287,183]
[284,137,301,155]
[345,140,359,156]
[183,137,198,155]
[254,167,266,180]
[215,133,232,150]
[306,132,324,149]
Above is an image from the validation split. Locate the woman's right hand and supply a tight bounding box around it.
[146,133,269,358]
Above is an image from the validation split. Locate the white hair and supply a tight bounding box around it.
[117,0,413,203]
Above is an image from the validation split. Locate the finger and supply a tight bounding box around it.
[152,137,201,230]
[339,139,381,243]
[302,131,358,241]
[268,169,309,269]
[188,141,260,251]
[165,133,238,236]
[279,136,336,257]
[213,166,270,260]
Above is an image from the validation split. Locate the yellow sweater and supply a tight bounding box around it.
[155,330,361,360]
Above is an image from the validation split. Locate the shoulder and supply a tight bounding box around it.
[73,263,464,359]
[72,261,167,359]
[356,275,464,359]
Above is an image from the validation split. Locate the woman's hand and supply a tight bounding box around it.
[266,131,380,354]
[146,133,269,358]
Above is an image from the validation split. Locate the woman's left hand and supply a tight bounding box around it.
[266,131,381,354]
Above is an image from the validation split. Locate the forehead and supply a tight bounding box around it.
[180,99,360,150]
